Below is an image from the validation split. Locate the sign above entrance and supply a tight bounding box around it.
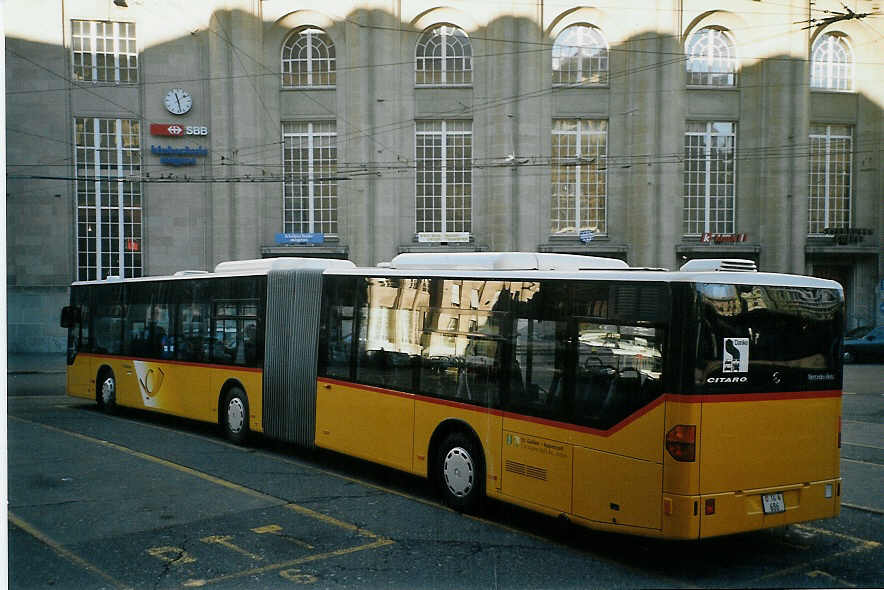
[418,232,470,243]
[702,233,747,244]
[823,227,872,245]
[275,233,324,245]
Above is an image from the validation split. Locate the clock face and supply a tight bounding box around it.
[163,88,193,115]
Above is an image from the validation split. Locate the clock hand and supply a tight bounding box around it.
[175,93,182,109]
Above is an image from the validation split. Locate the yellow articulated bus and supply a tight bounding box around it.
[61,253,844,539]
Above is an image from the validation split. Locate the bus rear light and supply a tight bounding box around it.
[705,498,716,515]
[838,416,842,448]
[666,425,696,462]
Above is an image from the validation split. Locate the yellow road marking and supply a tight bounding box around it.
[9,512,133,590]
[841,440,884,450]
[146,546,197,565]
[753,524,879,583]
[842,457,884,467]
[252,524,314,550]
[795,524,881,549]
[201,535,263,561]
[807,569,857,587]
[181,538,394,587]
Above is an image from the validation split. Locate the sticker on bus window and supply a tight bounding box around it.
[723,338,749,373]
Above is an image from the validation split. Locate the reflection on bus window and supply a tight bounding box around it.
[574,323,663,428]
[419,279,506,406]
[511,317,567,420]
[694,283,843,392]
[178,302,210,362]
[356,278,427,392]
[213,300,258,366]
[507,280,570,420]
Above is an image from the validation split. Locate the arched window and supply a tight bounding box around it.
[552,25,608,86]
[282,28,335,88]
[811,33,853,91]
[685,27,736,86]
[415,25,472,86]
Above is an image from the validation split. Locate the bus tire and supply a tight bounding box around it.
[221,387,250,445]
[436,431,484,513]
[96,368,117,413]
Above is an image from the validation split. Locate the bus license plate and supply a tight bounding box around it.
[762,493,786,514]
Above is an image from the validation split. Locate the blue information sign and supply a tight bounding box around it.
[275,232,324,245]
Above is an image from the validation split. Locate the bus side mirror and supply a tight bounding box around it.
[61,306,81,328]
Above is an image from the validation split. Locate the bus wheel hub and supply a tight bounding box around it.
[444,447,473,497]
[227,398,245,433]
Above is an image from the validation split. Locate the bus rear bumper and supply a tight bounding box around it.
[662,479,841,540]
[696,479,842,539]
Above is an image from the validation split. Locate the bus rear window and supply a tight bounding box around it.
[691,283,843,394]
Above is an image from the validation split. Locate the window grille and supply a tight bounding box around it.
[282,28,336,88]
[282,121,338,234]
[415,120,473,234]
[72,20,137,84]
[683,121,736,235]
[416,25,473,86]
[685,27,736,86]
[552,25,609,86]
[810,33,852,91]
[75,118,142,281]
[551,119,608,236]
[809,124,852,235]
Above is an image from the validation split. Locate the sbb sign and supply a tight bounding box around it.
[150,124,209,137]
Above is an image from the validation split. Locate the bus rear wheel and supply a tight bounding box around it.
[436,431,484,513]
[96,369,117,413]
[222,387,250,445]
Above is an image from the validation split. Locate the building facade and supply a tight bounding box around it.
[6,0,883,352]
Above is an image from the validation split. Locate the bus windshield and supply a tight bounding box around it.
[690,282,843,394]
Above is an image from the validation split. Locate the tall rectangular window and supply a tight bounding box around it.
[683,121,736,235]
[551,119,607,236]
[282,121,338,234]
[415,120,472,237]
[75,118,142,281]
[71,20,137,84]
[809,124,852,235]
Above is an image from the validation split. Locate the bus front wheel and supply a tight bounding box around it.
[97,369,117,413]
[436,431,484,513]
[221,387,250,445]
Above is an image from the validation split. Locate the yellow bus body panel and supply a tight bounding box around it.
[700,396,841,491]
[66,354,95,400]
[67,354,264,433]
[315,380,415,472]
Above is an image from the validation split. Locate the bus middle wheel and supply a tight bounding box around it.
[222,386,250,445]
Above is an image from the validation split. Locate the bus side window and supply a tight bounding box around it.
[320,277,357,380]
[511,318,566,416]
[507,281,570,421]
[177,302,211,362]
[93,285,123,355]
[355,277,422,392]
[213,300,259,366]
[574,322,663,428]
